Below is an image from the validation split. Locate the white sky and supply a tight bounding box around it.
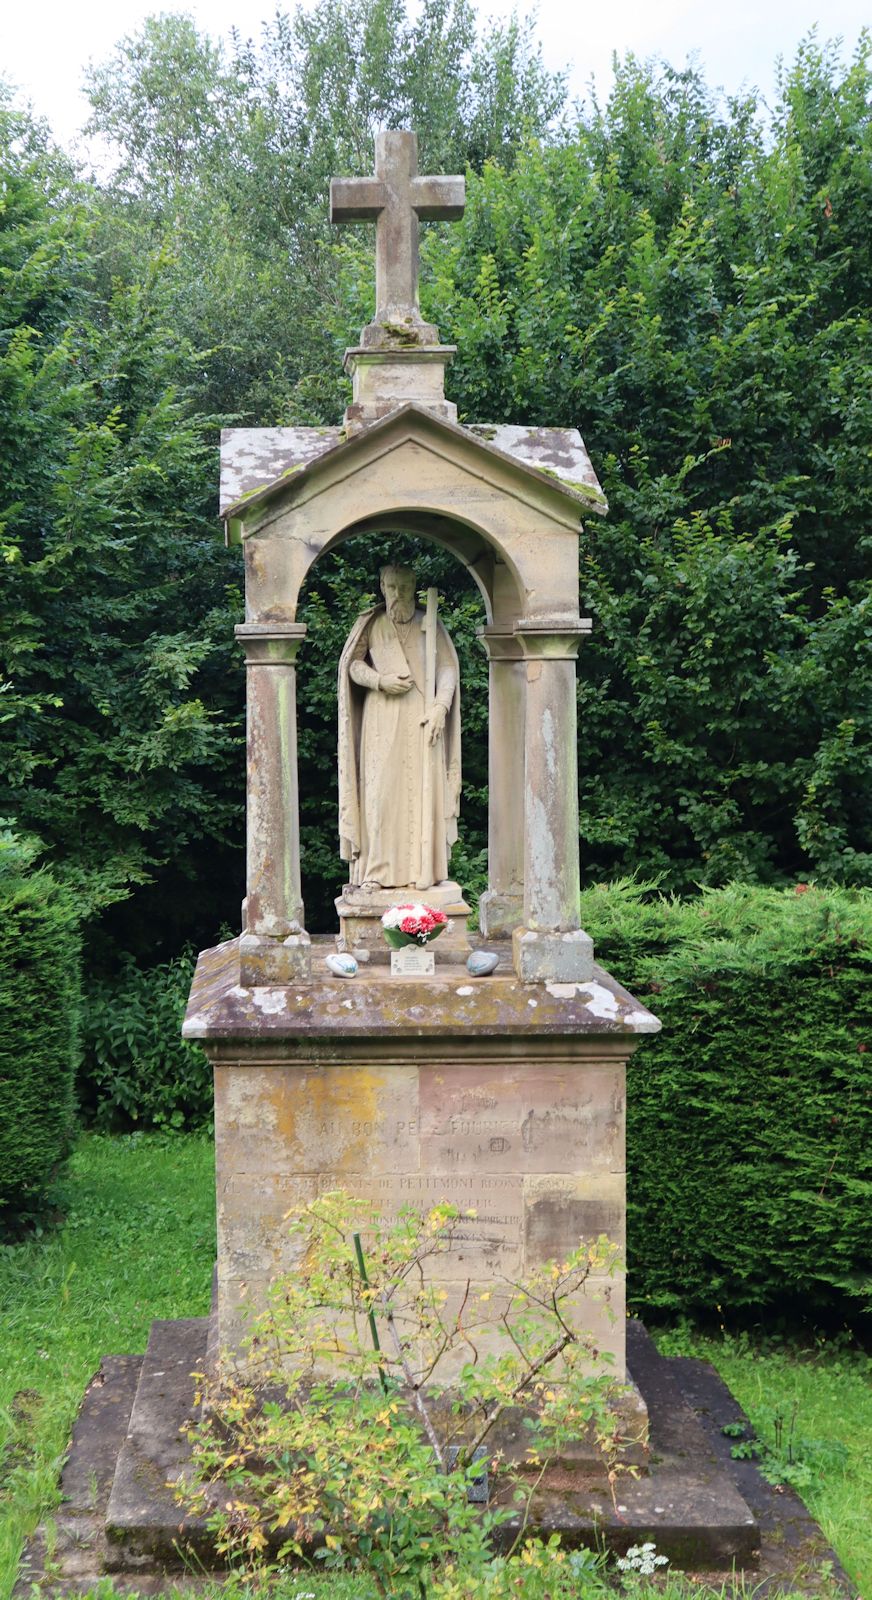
[1,0,868,151]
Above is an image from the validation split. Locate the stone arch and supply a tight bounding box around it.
[288,505,528,629]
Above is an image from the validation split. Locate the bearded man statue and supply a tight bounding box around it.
[337,564,461,891]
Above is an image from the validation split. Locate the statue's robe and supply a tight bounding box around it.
[338,606,461,889]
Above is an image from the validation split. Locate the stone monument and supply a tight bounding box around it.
[21,130,780,1590]
[187,129,663,1391]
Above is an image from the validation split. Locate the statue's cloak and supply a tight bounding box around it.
[337,605,461,871]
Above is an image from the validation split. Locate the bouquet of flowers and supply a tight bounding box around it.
[381,903,448,949]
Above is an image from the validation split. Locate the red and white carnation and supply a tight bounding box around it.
[381,902,449,946]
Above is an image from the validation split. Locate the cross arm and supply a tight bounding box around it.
[330,177,388,222]
[411,174,466,220]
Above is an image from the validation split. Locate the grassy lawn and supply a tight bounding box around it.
[1,1133,868,1599]
[656,1327,871,1599]
[0,1134,216,1600]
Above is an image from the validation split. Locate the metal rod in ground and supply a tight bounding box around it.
[352,1230,390,1394]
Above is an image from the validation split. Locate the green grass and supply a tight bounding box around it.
[0,1134,867,1600]
[0,1133,216,1600]
[656,1327,872,1599]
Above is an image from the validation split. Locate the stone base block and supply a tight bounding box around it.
[513,926,594,983]
[30,1318,859,1587]
[478,887,524,939]
[335,880,471,964]
[238,930,311,984]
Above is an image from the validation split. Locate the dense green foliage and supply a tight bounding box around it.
[424,44,872,889]
[79,952,210,1130]
[0,89,244,963]
[0,833,80,1220]
[1,14,870,962]
[579,880,872,1316]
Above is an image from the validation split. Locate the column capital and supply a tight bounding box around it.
[476,624,524,661]
[514,618,592,660]
[235,622,308,665]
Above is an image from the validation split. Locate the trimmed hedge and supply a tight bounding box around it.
[0,832,80,1221]
[74,880,871,1315]
[579,881,872,1316]
[79,951,211,1130]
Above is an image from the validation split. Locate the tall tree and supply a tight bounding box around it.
[83,1,566,421]
[0,90,243,961]
[2,28,870,969]
[423,40,872,886]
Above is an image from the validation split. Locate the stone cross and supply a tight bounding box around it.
[330,130,464,334]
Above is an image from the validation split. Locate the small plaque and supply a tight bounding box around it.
[391,945,435,977]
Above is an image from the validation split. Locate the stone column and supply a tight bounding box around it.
[477,627,525,938]
[235,622,311,984]
[512,621,594,983]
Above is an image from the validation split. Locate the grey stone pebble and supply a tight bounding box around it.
[466,950,499,977]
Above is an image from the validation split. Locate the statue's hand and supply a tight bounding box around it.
[425,703,448,744]
[381,673,413,696]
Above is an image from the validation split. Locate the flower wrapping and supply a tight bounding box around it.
[381,903,448,948]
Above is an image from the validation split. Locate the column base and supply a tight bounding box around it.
[478,888,524,940]
[512,926,594,983]
[238,930,312,984]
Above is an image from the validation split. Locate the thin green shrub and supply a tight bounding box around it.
[80,952,211,1130]
[579,880,872,1316]
[0,831,80,1222]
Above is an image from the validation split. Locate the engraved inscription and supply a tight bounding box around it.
[419,1064,624,1175]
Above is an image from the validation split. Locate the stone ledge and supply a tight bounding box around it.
[183,936,661,1044]
[13,1355,143,1598]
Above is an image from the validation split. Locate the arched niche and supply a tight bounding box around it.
[231,407,595,983]
[232,408,585,631]
[302,508,526,630]
[294,512,496,934]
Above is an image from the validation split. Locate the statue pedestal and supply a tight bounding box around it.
[183,934,661,1402]
[335,880,472,964]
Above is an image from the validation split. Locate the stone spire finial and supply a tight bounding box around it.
[330,131,465,432]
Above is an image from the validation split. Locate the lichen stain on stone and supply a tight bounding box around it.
[270,1066,389,1170]
[517,427,579,469]
[226,1074,278,1131]
[526,793,557,914]
[251,988,288,1015]
[576,982,620,1020]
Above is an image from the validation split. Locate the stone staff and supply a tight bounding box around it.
[417,586,439,890]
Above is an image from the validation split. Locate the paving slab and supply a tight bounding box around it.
[14,1355,143,1597]
[104,1319,214,1572]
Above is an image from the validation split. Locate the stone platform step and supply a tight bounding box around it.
[17,1315,855,1592]
[106,1317,757,1572]
[104,1318,214,1572]
[14,1354,143,1597]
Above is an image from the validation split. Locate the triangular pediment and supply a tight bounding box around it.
[221,405,606,543]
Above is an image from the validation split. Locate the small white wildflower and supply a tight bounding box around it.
[617,1541,669,1576]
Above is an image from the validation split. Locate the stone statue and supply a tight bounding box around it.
[338,565,461,890]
